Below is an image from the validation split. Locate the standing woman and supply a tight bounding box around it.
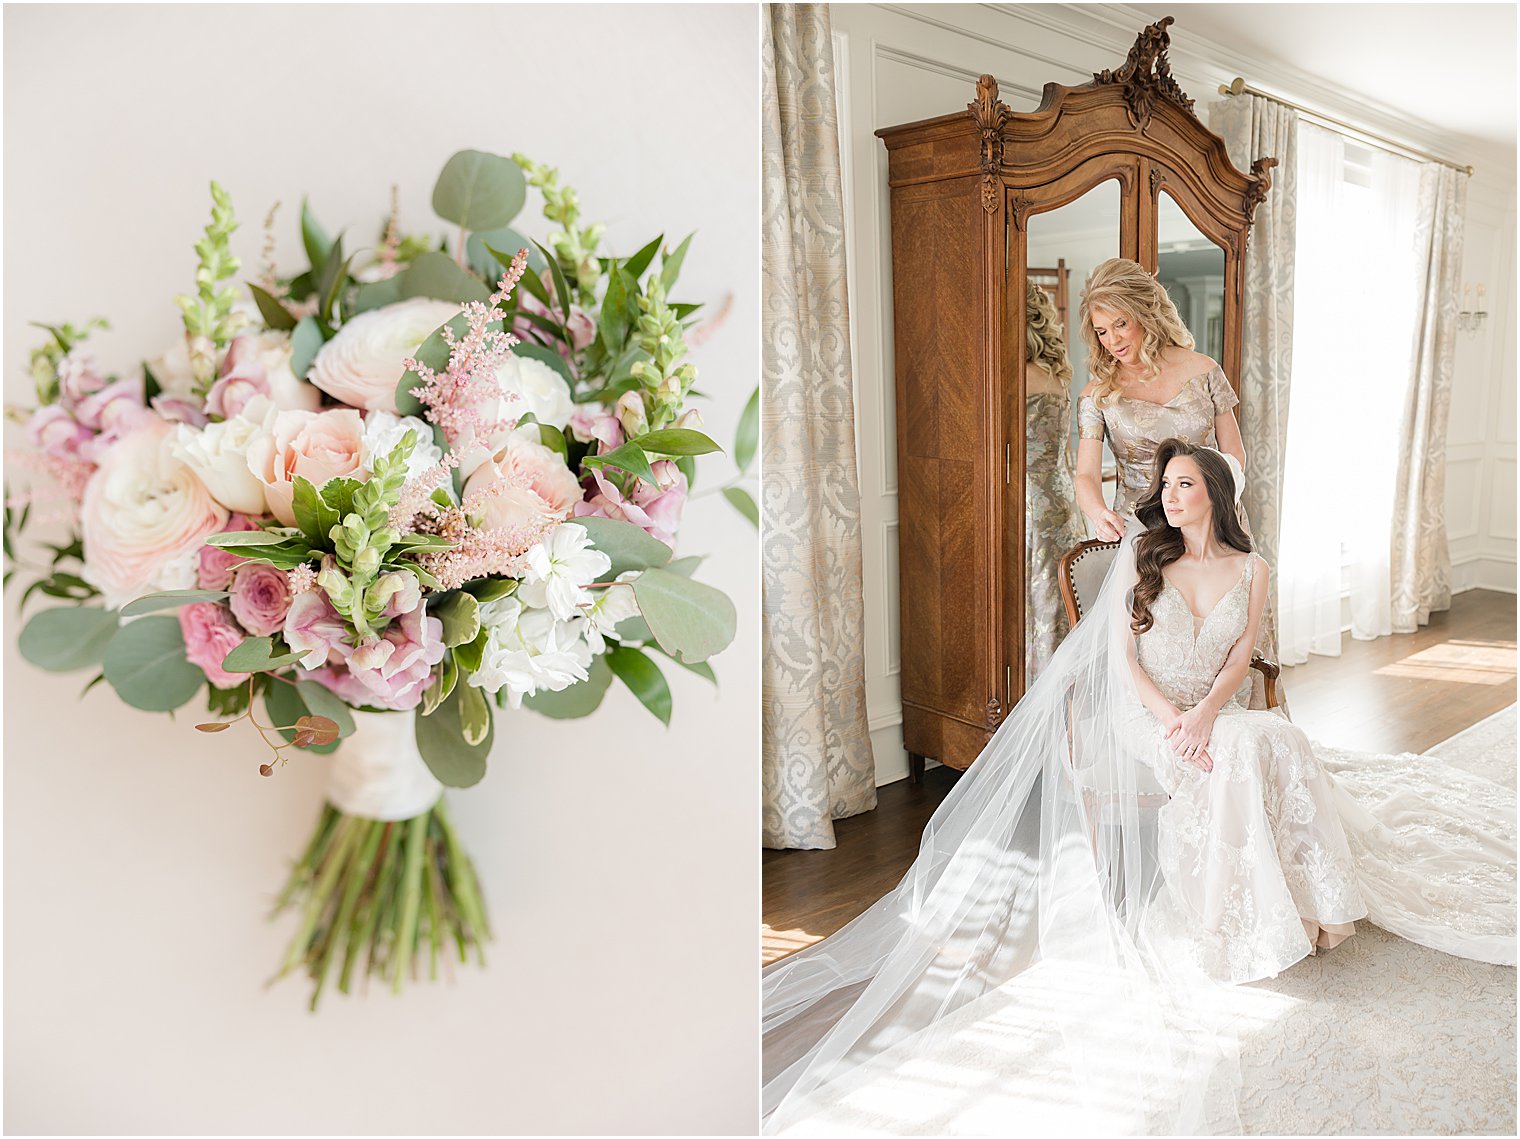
[1023,281,1085,680]
[1073,257,1277,707]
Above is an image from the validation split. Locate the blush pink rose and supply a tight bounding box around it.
[246,407,367,526]
[79,419,229,610]
[228,562,293,636]
[178,602,247,689]
[462,429,582,533]
[197,513,258,590]
[573,459,687,547]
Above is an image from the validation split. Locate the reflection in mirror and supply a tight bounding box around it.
[1020,178,1120,681]
[1157,190,1227,363]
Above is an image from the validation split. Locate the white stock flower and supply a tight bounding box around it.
[308,297,461,411]
[361,410,445,480]
[170,409,270,515]
[468,596,592,708]
[582,575,641,653]
[517,522,612,621]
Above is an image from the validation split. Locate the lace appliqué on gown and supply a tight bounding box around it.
[1026,390,1085,681]
[1130,554,1367,983]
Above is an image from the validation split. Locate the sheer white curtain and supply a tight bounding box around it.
[1277,123,1423,663]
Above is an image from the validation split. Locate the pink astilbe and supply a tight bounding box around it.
[402,250,530,448]
[6,450,95,527]
[388,452,460,533]
[287,562,319,596]
[411,477,554,590]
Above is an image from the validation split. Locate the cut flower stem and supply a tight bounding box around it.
[269,797,489,1010]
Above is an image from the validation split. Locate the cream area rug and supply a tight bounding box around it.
[776,706,1517,1136]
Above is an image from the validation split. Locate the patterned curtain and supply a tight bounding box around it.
[1208,93,1296,697]
[1391,164,1468,632]
[761,4,876,850]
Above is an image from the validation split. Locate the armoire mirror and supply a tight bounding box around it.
[878,17,1275,777]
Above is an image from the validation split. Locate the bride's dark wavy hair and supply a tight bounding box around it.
[1129,438,1252,634]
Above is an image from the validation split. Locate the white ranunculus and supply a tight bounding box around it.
[361,410,445,481]
[517,522,612,621]
[468,596,592,708]
[80,419,230,610]
[170,411,271,515]
[308,297,462,412]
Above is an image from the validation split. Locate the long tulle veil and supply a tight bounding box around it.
[762,523,1241,1133]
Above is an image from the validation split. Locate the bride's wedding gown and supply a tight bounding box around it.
[763,529,1514,1134]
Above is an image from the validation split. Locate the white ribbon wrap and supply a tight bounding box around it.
[325,709,443,821]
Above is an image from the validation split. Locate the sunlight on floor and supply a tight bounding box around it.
[777,959,1300,1135]
[764,925,825,964]
[1372,638,1517,686]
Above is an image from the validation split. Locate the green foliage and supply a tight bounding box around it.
[294,679,356,738]
[26,317,110,405]
[573,517,674,579]
[513,153,604,305]
[18,606,119,672]
[605,644,672,726]
[265,679,339,756]
[301,197,334,271]
[432,150,527,233]
[102,616,205,711]
[415,682,493,788]
[630,567,737,664]
[432,591,481,649]
[290,315,328,380]
[634,428,721,457]
[248,283,299,331]
[723,486,759,528]
[735,387,759,474]
[119,589,232,617]
[582,440,657,486]
[522,655,614,719]
[398,251,492,304]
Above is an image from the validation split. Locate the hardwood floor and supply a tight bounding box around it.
[762,589,1516,964]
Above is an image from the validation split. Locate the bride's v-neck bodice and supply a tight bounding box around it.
[1136,555,1256,710]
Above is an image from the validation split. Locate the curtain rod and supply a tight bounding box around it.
[1218,77,1474,177]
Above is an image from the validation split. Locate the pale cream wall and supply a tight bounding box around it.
[2,5,759,1133]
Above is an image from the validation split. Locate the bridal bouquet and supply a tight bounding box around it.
[6,150,749,1009]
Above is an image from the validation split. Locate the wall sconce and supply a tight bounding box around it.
[1458,283,1488,335]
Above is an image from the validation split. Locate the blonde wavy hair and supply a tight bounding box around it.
[1024,281,1072,387]
[1078,257,1193,404]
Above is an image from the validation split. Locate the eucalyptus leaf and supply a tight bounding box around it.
[352,276,405,314]
[290,315,327,380]
[652,644,718,685]
[630,567,737,664]
[18,606,119,672]
[294,680,356,738]
[266,681,338,756]
[523,655,614,719]
[605,645,672,726]
[574,517,674,578]
[415,682,493,788]
[102,616,204,712]
[723,486,759,528]
[633,428,722,457]
[664,556,704,578]
[120,589,231,617]
[248,283,299,331]
[396,311,471,416]
[399,252,491,304]
[432,149,526,232]
[735,386,759,473]
[222,636,309,674]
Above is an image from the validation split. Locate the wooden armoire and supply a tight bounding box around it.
[875,18,1274,776]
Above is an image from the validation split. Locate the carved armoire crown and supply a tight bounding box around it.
[875,18,1274,776]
